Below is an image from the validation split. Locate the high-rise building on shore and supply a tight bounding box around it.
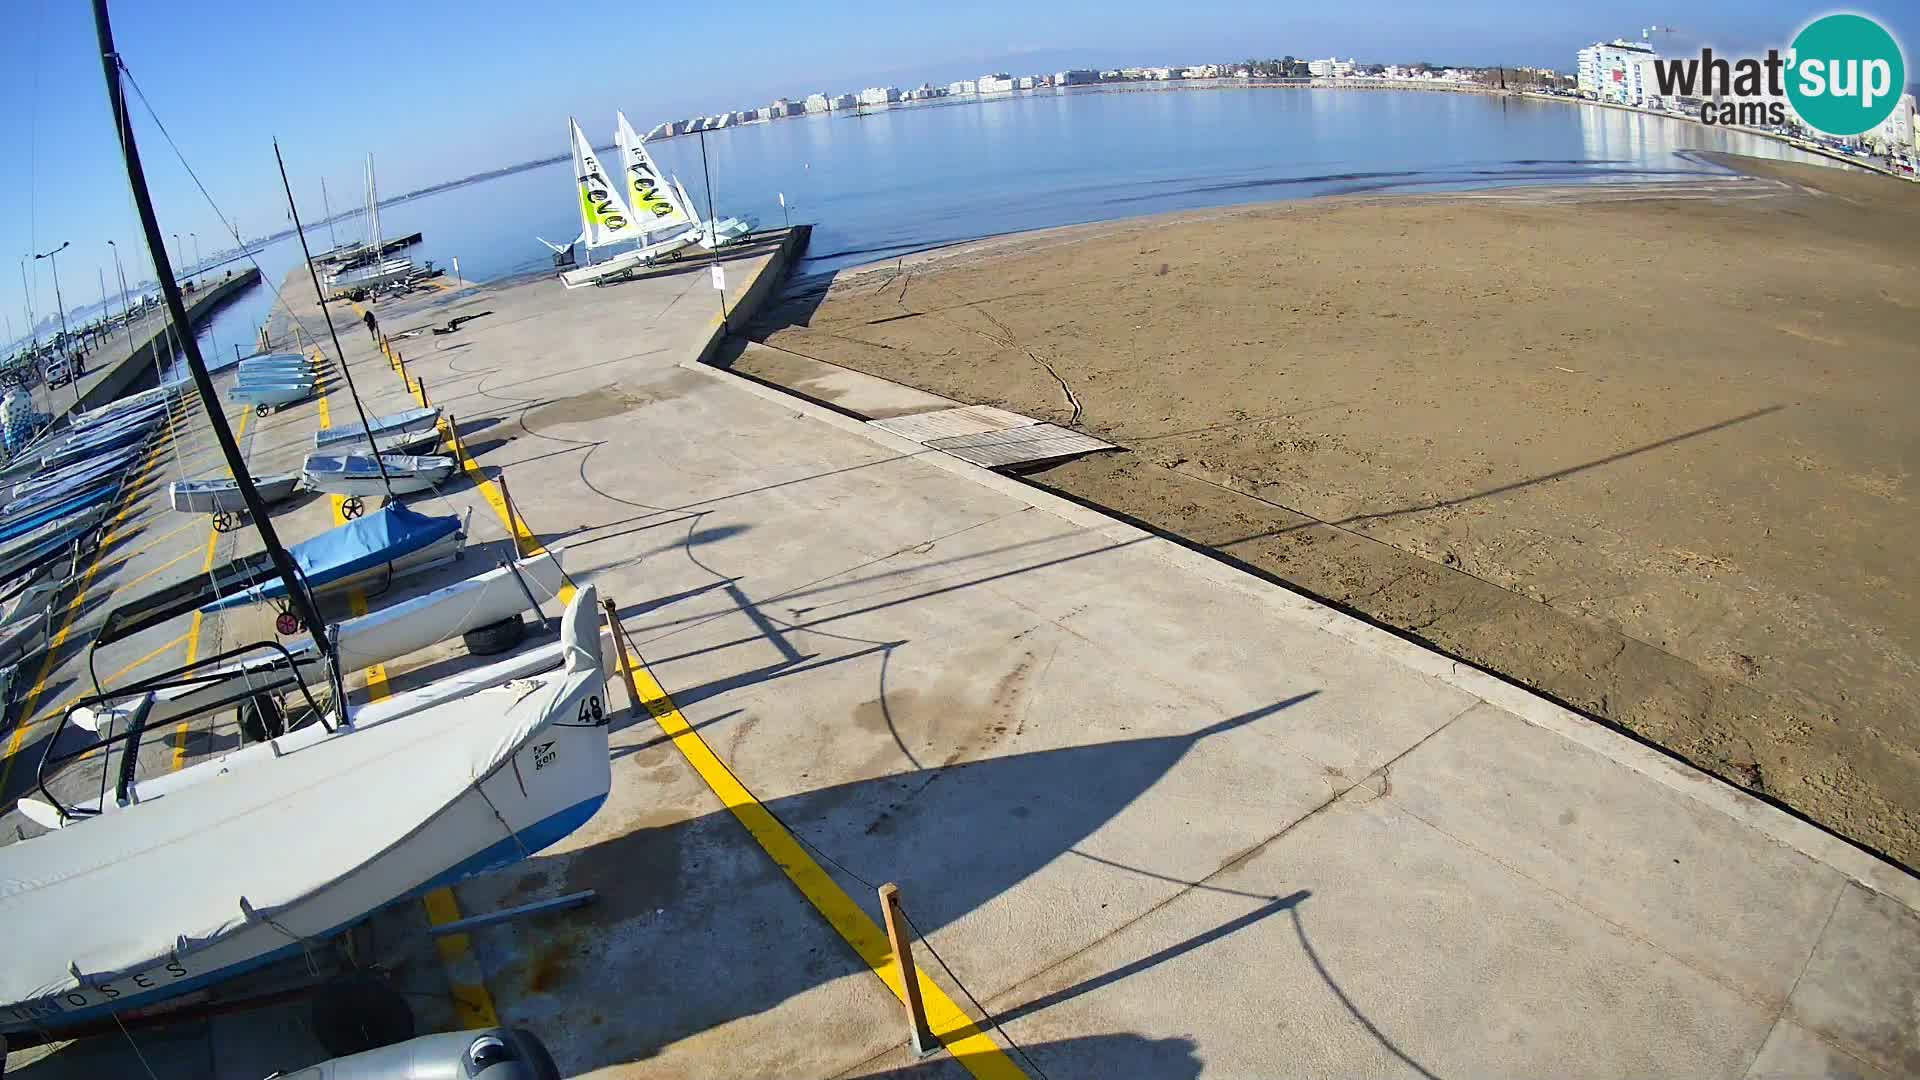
[1577,39,1660,106]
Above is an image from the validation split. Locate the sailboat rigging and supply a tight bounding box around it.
[92,0,329,660]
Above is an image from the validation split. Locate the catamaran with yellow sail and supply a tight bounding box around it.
[552,115,698,288]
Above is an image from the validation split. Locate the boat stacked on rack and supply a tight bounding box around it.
[226,351,321,413]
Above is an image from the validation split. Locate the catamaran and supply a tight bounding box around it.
[555,116,697,288]
[671,175,756,249]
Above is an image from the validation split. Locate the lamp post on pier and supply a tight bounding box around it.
[32,241,79,405]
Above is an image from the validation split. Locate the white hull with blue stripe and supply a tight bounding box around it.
[0,586,613,1038]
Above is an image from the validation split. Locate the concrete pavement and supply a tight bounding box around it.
[7,230,1916,1078]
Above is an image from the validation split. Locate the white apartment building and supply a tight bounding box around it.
[1307,57,1356,77]
[1876,93,1918,152]
[978,73,1016,93]
[830,93,858,110]
[858,86,900,105]
[804,93,831,113]
[1056,69,1099,86]
[949,79,978,94]
[1577,39,1659,105]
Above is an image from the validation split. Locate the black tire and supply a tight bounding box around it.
[503,1028,562,1080]
[463,614,527,656]
[238,692,285,743]
[311,974,414,1058]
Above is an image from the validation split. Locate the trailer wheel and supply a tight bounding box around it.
[464,614,527,656]
[238,692,285,743]
[212,511,236,534]
[311,974,414,1057]
[340,495,365,520]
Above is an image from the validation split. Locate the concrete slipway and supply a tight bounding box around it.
[7,230,1916,1078]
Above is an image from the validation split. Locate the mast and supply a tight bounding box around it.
[367,155,384,260]
[321,175,338,253]
[90,0,332,659]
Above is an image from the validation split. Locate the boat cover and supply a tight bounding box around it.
[313,406,441,448]
[11,451,131,501]
[201,504,459,611]
[0,486,118,545]
[209,350,303,376]
[0,633,567,1007]
[5,465,121,516]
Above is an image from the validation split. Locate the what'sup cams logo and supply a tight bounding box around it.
[1652,13,1906,135]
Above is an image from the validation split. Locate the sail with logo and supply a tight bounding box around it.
[550,113,700,288]
[570,117,638,250]
[616,110,693,232]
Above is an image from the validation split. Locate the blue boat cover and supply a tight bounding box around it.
[201,504,459,611]
[0,486,118,545]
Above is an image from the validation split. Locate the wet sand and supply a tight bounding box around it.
[743,156,1920,866]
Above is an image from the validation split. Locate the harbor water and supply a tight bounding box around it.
[194,88,1840,352]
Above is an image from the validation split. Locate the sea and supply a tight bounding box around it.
[158,87,1846,360]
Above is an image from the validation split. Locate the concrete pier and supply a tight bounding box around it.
[54,267,261,419]
[4,230,1914,1079]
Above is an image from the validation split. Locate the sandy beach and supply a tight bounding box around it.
[743,156,1920,866]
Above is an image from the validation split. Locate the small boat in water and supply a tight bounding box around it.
[302,453,456,497]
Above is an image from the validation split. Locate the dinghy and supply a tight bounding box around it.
[0,586,611,1038]
[200,502,463,612]
[169,474,302,514]
[169,473,301,530]
[228,380,314,410]
[302,453,455,498]
[312,405,442,450]
[23,550,572,827]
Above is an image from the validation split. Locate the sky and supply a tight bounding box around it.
[3,0,1916,336]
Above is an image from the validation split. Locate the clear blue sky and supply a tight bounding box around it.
[3,0,1914,335]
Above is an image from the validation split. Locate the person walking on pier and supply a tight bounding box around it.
[363,309,378,342]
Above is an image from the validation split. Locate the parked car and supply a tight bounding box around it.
[44,359,71,388]
[265,1028,560,1080]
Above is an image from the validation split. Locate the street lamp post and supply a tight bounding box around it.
[107,239,135,357]
[190,232,201,277]
[171,232,184,287]
[32,241,78,405]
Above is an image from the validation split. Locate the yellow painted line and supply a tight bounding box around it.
[321,451,488,1020]
[121,516,207,560]
[174,405,251,771]
[107,545,198,596]
[436,269,1021,1073]
[34,631,191,728]
[0,416,178,795]
[610,639,1025,1079]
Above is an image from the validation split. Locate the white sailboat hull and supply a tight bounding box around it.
[50,549,560,745]
[558,232,697,289]
[301,454,456,498]
[0,588,611,1037]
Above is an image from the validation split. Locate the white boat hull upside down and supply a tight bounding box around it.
[0,586,612,1037]
[302,453,457,498]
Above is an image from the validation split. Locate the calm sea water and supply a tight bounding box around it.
[186,88,1836,356]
